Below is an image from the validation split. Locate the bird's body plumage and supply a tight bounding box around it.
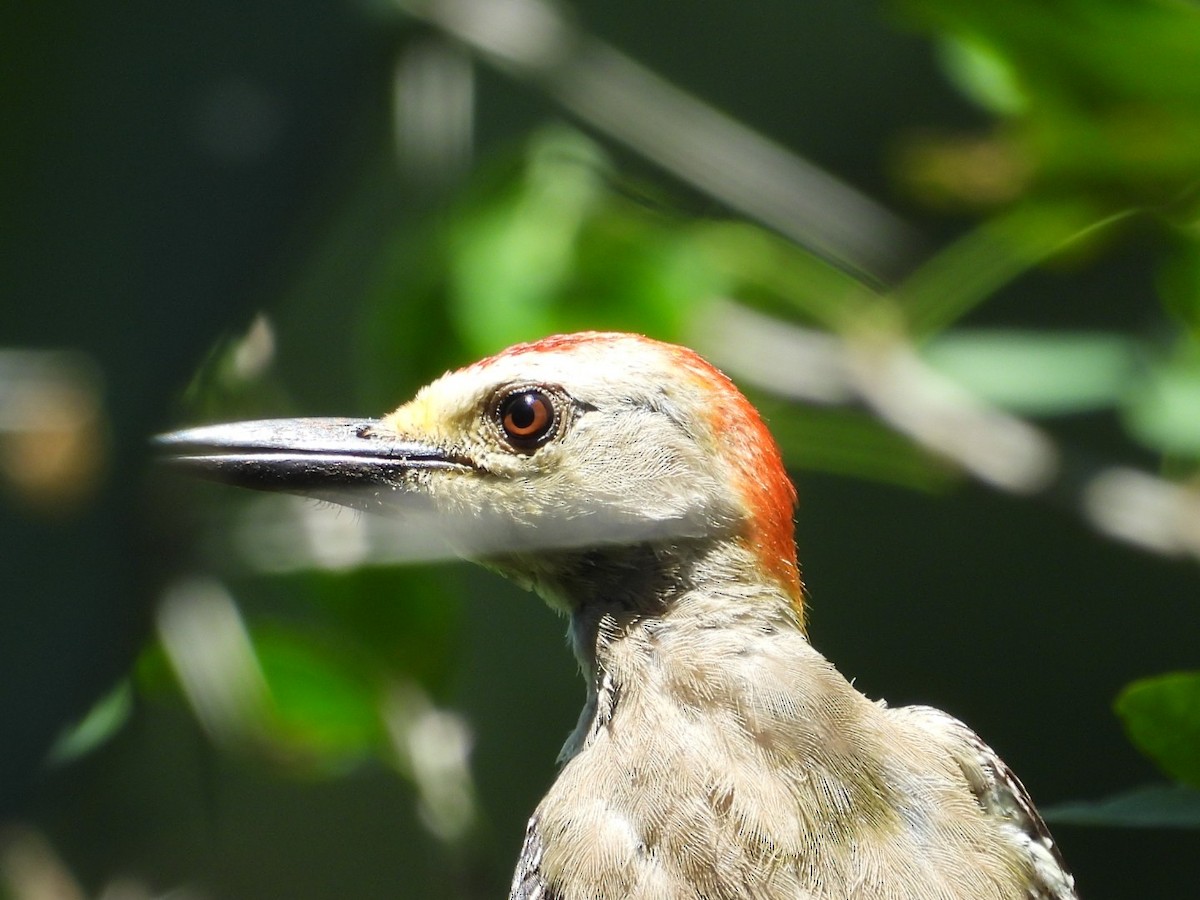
[159,332,1077,900]
[507,537,1072,900]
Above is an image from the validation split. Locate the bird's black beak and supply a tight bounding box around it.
[154,418,470,497]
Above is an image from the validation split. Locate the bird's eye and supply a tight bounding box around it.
[498,389,558,450]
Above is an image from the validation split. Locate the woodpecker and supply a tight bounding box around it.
[159,332,1077,900]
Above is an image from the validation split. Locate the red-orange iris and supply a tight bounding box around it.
[499,389,556,448]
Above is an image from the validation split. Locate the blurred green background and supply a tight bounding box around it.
[3,0,1200,896]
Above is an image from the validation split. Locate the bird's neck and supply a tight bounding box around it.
[543,536,806,763]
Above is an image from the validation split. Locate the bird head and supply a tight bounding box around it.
[159,333,801,616]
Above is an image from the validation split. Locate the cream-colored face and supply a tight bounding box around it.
[367,346,743,562]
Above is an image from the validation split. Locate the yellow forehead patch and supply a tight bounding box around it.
[382,394,434,433]
[380,378,483,447]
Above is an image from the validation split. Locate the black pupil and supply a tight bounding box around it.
[510,395,539,430]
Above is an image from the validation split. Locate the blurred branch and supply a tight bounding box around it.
[394,0,922,284]
[0,826,205,900]
[1084,469,1200,560]
[696,300,1200,562]
[0,827,85,900]
[384,682,479,843]
[156,578,275,754]
[393,38,475,190]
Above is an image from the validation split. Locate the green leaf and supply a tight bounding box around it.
[902,0,1200,199]
[448,128,609,354]
[261,566,465,692]
[898,201,1115,338]
[936,34,1028,115]
[47,681,133,765]
[923,329,1136,414]
[1043,783,1200,829]
[1123,346,1200,457]
[251,625,388,771]
[1115,671,1200,788]
[690,221,875,330]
